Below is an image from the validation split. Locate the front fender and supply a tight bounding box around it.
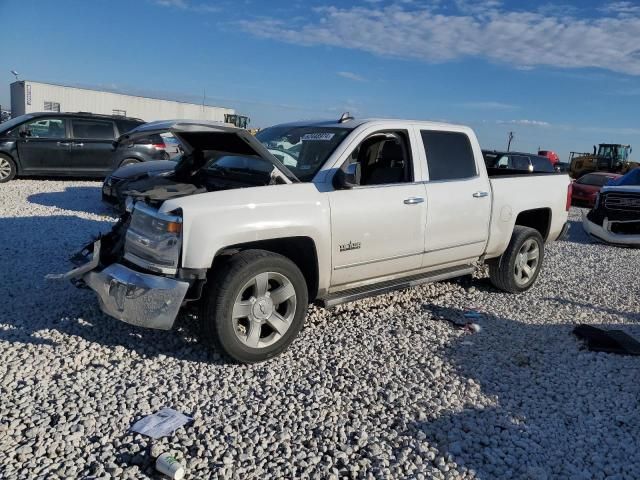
[161,183,332,292]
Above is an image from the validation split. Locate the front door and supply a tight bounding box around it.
[69,118,117,175]
[328,130,427,287]
[16,117,71,173]
[418,129,492,267]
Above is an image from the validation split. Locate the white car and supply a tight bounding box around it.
[55,117,571,363]
[583,168,640,246]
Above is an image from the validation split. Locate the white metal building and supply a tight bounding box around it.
[10,80,235,122]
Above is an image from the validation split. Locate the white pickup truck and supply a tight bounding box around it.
[58,117,571,363]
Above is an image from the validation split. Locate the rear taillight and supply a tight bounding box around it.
[151,143,166,150]
[566,183,573,211]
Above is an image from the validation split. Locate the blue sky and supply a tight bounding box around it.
[1,0,639,161]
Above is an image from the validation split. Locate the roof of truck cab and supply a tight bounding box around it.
[269,118,469,130]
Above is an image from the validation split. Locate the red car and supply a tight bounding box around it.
[571,172,621,207]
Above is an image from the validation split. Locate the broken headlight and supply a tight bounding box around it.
[124,203,182,274]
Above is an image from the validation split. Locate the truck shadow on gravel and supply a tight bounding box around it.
[560,217,593,246]
[27,186,113,216]
[405,306,640,478]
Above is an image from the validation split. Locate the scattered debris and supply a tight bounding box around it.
[573,324,640,356]
[130,408,193,439]
[425,305,485,333]
[156,452,186,480]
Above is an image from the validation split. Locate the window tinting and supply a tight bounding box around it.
[115,119,142,135]
[531,156,555,172]
[511,155,530,171]
[421,131,476,181]
[71,119,115,139]
[24,118,66,138]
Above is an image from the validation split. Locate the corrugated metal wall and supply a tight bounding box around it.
[13,81,234,122]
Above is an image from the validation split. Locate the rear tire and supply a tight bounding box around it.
[119,158,140,167]
[199,249,309,363]
[488,226,544,293]
[0,154,16,183]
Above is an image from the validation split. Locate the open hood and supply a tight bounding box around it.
[117,120,298,182]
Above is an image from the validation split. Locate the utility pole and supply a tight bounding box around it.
[507,131,514,152]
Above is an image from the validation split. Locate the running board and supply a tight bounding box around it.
[317,265,474,309]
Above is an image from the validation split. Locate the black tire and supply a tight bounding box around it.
[0,154,17,183]
[199,249,309,363]
[119,158,140,167]
[488,226,545,293]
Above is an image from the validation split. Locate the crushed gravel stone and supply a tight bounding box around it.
[1,180,639,479]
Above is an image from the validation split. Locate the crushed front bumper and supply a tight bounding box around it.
[49,241,189,330]
[583,215,640,246]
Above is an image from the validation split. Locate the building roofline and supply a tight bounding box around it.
[11,80,234,111]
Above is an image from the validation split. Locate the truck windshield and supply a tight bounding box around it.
[256,126,352,182]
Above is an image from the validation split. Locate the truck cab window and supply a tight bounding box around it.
[421,130,476,181]
[346,131,412,186]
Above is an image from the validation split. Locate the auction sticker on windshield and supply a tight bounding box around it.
[302,133,335,141]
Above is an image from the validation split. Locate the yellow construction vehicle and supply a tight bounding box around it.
[569,143,638,178]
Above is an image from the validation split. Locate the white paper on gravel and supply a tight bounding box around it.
[130,408,193,439]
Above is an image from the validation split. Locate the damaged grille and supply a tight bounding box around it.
[604,193,640,212]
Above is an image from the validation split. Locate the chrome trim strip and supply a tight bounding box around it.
[424,240,486,254]
[334,240,485,271]
[334,251,422,270]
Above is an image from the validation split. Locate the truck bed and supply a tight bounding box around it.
[486,167,561,177]
[484,172,571,259]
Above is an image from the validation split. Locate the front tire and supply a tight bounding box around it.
[0,154,16,183]
[488,226,544,293]
[199,249,309,363]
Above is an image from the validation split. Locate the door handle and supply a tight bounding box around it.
[404,197,425,205]
[57,141,72,146]
[472,191,489,198]
[73,142,84,148]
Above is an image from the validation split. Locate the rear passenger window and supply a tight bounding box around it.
[531,156,554,172]
[421,131,476,181]
[511,155,530,171]
[71,119,115,140]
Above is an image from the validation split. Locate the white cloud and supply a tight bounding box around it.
[336,71,367,82]
[239,3,640,76]
[460,101,517,110]
[154,0,219,12]
[497,119,551,127]
[601,2,640,17]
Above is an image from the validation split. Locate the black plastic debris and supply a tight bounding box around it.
[573,324,640,356]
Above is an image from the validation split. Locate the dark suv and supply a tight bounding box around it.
[0,112,150,182]
[482,150,556,173]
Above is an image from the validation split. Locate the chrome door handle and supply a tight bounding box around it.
[73,142,84,147]
[472,191,489,198]
[57,141,72,146]
[404,197,425,205]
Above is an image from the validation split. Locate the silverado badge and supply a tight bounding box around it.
[339,241,361,252]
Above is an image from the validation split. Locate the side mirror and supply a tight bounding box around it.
[333,162,361,189]
[19,128,31,138]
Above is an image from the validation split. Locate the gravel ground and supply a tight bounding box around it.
[1,179,639,479]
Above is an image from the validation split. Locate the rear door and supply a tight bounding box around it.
[418,129,492,267]
[69,118,117,175]
[16,117,71,173]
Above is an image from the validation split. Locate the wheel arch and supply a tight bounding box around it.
[514,207,552,241]
[212,236,320,301]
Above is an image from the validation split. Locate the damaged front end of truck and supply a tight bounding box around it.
[48,120,297,330]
